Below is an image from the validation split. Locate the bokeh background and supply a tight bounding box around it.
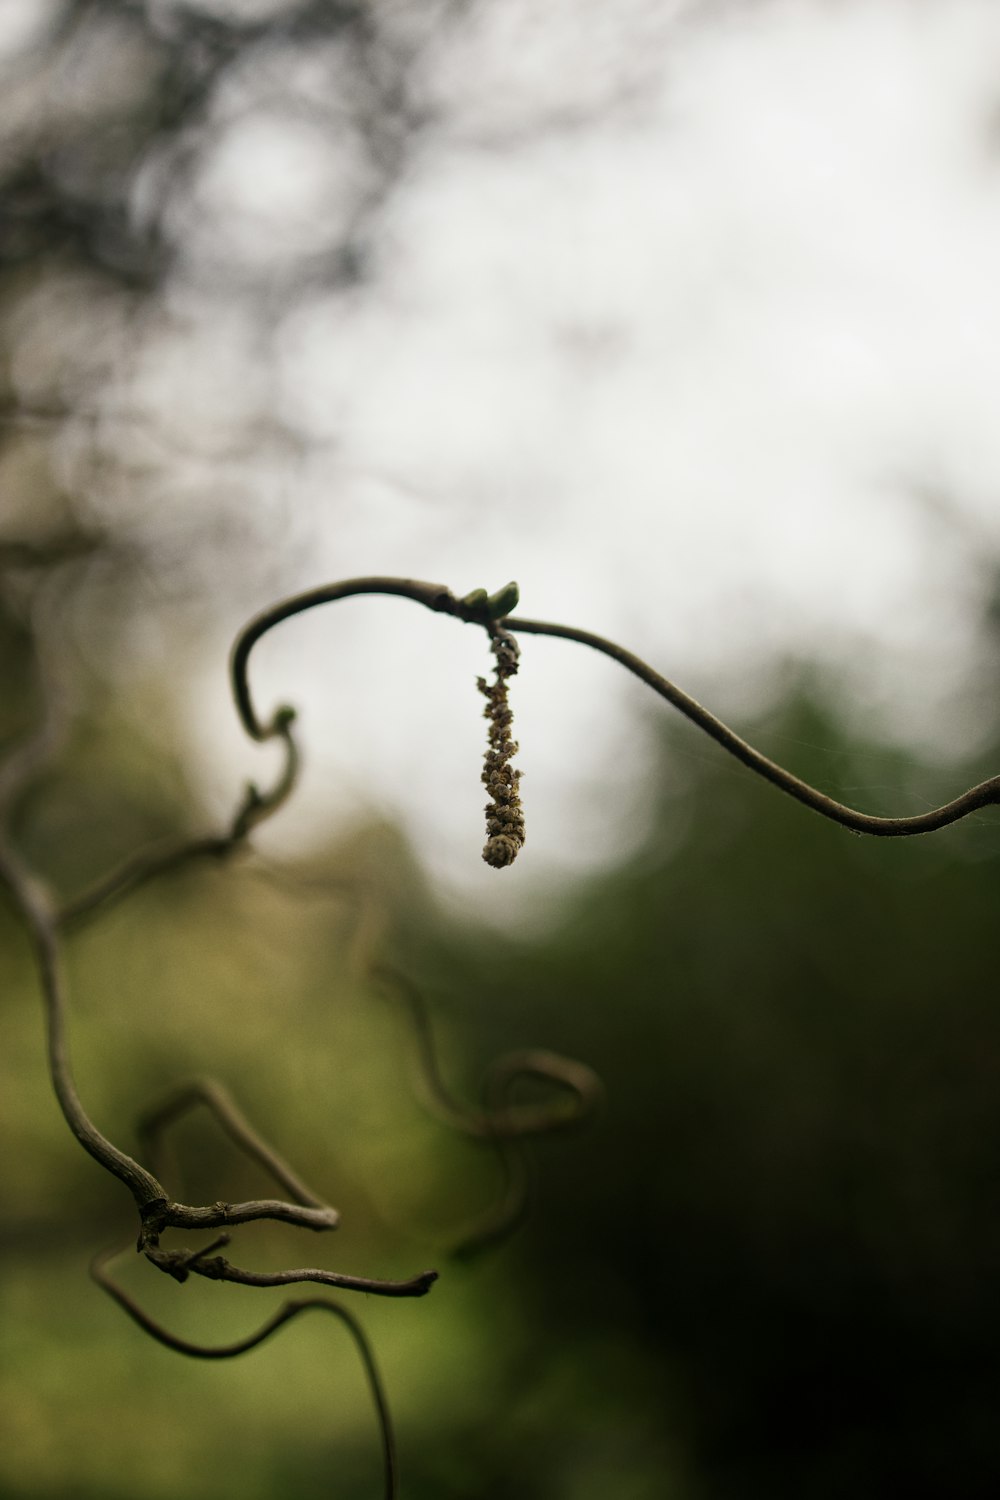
[3,1,1000,1495]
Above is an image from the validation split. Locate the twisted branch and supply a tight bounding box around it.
[57,713,299,930]
[0,573,437,1291]
[90,1246,399,1498]
[230,575,1000,842]
[13,564,996,1498]
[506,614,1000,836]
[373,965,602,1257]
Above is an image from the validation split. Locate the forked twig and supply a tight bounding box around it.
[0,577,436,1295]
[91,1245,399,1499]
[137,1077,329,1210]
[1,821,439,1288]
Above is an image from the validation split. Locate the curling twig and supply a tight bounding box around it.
[136,1076,329,1211]
[91,1245,399,1500]
[373,965,602,1257]
[57,715,299,930]
[0,568,435,1295]
[231,575,1000,840]
[504,614,1000,836]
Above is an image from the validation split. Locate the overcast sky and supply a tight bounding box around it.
[9,0,1000,921]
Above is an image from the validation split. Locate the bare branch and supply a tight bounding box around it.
[133,1073,436,1296]
[0,843,167,1211]
[230,576,463,742]
[230,574,1000,841]
[0,579,436,1304]
[141,1242,438,1297]
[506,614,1000,836]
[373,965,602,1257]
[56,834,243,929]
[57,717,300,929]
[21,563,991,1494]
[374,965,602,1143]
[137,1076,330,1212]
[161,1200,340,1234]
[91,1245,399,1500]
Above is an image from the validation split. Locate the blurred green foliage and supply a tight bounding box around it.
[3,548,1000,1499]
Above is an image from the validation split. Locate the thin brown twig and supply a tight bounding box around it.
[139,1239,436,1295]
[373,966,602,1143]
[0,841,167,1207]
[57,833,243,929]
[90,1245,399,1500]
[137,1076,330,1211]
[373,965,602,1257]
[504,614,1000,836]
[229,574,1000,840]
[0,567,512,1498]
[2,820,441,1293]
[57,717,300,930]
[0,574,436,1295]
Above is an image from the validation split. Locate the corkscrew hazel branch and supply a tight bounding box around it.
[1,546,996,1500]
[372,965,602,1257]
[230,575,1000,842]
[136,1076,329,1210]
[91,1245,400,1500]
[131,1076,437,1296]
[57,711,299,930]
[0,592,436,1294]
[14,566,992,1317]
[0,756,428,1497]
[501,614,1000,835]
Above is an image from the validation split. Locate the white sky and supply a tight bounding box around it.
[13,0,1000,922]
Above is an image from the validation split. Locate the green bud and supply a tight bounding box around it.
[485,581,519,619]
